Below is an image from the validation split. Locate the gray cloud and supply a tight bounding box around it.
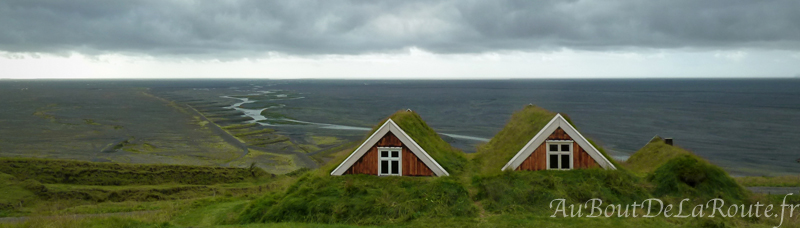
[1,0,798,57]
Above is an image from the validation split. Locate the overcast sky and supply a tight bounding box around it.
[1,0,799,79]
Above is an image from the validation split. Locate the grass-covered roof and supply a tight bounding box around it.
[624,136,692,173]
[475,105,618,173]
[474,105,557,174]
[327,110,468,175]
[626,136,748,202]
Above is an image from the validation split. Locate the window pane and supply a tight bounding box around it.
[549,154,558,169]
[549,144,558,151]
[391,151,399,157]
[381,160,389,174]
[381,151,388,158]
[561,155,570,169]
[391,161,399,174]
[561,144,570,152]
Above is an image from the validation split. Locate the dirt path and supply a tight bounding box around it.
[0,211,158,223]
[183,104,250,163]
[184,103,319,169]
[248,145,319,169]
[150,92,318,170]
[747,187,800,195]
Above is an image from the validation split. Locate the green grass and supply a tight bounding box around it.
[221,123,260,130]
[0,158,269,186]
[736,175,800,187]
[233,129,277,137]
[238,174,475,225]
[648,154,748,203]
[0,172,38,216]
[624,136,692,174]
[472,105,557,174]
[473,169,651,214]
[172,198,251,227]
[624,137,749,203]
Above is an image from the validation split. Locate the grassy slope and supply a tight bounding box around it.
[0,158,281,218]
[0,172,38,216]
[0,157,269,185]
[473,169,650,213]
[736,175,800,187]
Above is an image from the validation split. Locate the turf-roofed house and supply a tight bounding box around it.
[330,110,452,177]
[502,112,616,171]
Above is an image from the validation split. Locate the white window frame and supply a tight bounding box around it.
[377,147,402,176]
[546,140,573,170]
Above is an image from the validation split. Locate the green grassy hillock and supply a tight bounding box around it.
[473,169,650,213]
[625,137,749,202]
[0,157,270,186]
[624,136,691,173]
[648,154,748,202]
[0,172,38,215]
[239,175,475,225]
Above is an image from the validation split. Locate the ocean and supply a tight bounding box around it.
[1,78,798,176]
[266,79,800,176]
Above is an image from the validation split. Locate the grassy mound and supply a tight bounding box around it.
[624,136,691,173]
[239,174,475,225]
[627,137,748,202]
[0,158,270,185]
[648,154,748,202]
[473,169,650,213]
[0,172,38,215]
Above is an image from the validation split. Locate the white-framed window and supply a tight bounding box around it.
[546,140,573,170]
[378,147,402,176]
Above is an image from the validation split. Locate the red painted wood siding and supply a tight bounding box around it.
[516,127,599,171]
[344,132,434,176]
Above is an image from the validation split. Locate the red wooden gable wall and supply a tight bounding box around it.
[515,127,599,171]
[344,132,434,176]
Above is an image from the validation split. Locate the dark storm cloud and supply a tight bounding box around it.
[1,0,798,57]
